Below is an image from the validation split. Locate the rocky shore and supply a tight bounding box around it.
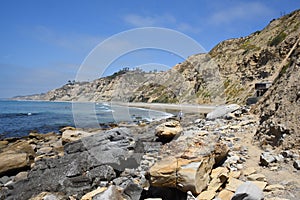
[0,105,299,200]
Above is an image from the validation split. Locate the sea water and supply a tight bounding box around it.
[0,100,173,138]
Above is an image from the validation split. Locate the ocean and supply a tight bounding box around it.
[0,100,173,139]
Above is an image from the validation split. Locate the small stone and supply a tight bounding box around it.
[247,173,266,182]
[274,154,284,162]
[0,176,10,184]
[260,152,276,166]
[236,164,243,170]
[37,146,53,155]
[14,171,28,182]
[264,184,285,192]
[293,160,300,170]
[243,167,256,176]
[281,150,292,158]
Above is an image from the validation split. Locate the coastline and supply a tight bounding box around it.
[9,98,217,114]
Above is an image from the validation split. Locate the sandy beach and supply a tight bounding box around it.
[114,102,217,114]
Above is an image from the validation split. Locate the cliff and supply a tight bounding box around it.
[14,10,300,105]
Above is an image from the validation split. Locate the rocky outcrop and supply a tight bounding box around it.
[148,109,238,195]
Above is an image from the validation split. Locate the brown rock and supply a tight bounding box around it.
[228,171,241,179]
[0,152,29,175]
[0,140,9,149]
[155,120,182,141]
[210,167,229,179]
[29,192,65,200]
[149,155,215,194]
[59,126,76,133]
[197,190,216,200]
[243,167,257,176]
[0,140,35,175]
[264,184,284,192]
[247,173,266,181]
[226,177,244,192]
[88,185,124,200]
[81,187,107,200]
[250,181,267,190]
[62,130,98,144]
[217,189,234,200]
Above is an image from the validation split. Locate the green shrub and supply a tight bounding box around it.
[269,32,287,46]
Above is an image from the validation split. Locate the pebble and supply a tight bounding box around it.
[293,160,300,170]
[260,152,276,166]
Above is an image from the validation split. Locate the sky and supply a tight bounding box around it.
[0,0,299,98]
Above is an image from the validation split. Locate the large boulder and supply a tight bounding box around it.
[0,140,35,176]
[155,120,182,141]
[0,152,30,176]
[148,136,228,195]
[206,104,240,120]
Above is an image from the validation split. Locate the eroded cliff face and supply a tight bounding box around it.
[253,38,300,149]
[14,10,300,105]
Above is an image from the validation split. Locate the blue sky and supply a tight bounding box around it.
[0,0,299,98]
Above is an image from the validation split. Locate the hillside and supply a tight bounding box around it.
[253,36,300,150]
[13,9,300,105]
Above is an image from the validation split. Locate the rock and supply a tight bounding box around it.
[250,181,267,191]
[59,126,76,133]
[247,174,266,182]
[155,120,182,141]
[13,171,28,182]
[149,156,215,194]
[122,182,143,200]
[62,129,99,144]
[206,104,240,120]
[29,192,66,200]
[92,185,124,200]
[264,184,284,192]
[260,152,276,166]
[0,176,10,185]
[36,146,53,155]
[243,167,256,176]
[217,189,234,200]
[281,150,292,158]
[87,165,116,183]
[0,152,30,176]
[81,187,107,200]
[226,177,244,192]
[210,167,229,179]
[0,140,9,149]
[196,190,216,200]
[293,160,300,170]
[229,171,241,179]
[6,128,140,199]
[231,181,263,200]
[207,167,228,192]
